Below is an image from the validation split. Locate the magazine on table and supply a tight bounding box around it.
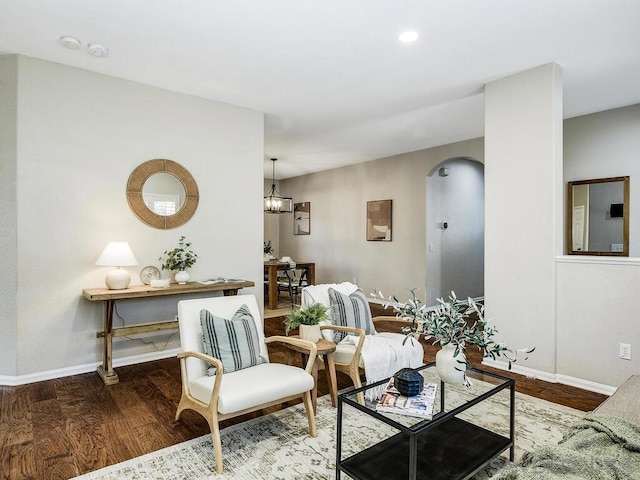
[375,378,438,419]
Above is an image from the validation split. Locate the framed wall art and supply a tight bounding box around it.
[367,199,392,241]
[294,202,310,235]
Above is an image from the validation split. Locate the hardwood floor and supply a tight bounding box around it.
[0,314,608,480]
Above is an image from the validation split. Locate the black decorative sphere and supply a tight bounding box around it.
[393,368,424,397]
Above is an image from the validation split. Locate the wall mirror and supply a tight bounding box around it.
[127,159,199,229]
[567,176,629,256]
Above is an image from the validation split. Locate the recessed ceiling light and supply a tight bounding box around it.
[60,35,81,50]
[88,43,110,58]
[398,31,419,43]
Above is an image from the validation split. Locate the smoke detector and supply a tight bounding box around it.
[88,43,109,58]
[60,35,81,50]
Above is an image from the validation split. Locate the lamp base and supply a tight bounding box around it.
[105,268,131,290]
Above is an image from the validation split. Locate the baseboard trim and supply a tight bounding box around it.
[555,374,617,396]
[481,359,616,396]
[0,348,181,386]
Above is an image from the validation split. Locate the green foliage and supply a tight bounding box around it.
[372,289,535,383]
[159,236,198,271]
[284,303,329,335]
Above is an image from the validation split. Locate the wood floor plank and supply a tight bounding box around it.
[30,399,69,460]
[42,454,80,480]
[62,414,110,473]
[1,441,37,480]
[0,386,33,448]
[106,382,158,428]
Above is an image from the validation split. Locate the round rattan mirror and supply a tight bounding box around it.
[126,159,199,229]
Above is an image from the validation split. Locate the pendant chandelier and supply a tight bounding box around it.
[264,158,293,214]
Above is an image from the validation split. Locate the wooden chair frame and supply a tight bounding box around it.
[175,335,318,473]
[320,316,412,404]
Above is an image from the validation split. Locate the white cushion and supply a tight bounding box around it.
[188,363,314,414]
[333,341,365,368]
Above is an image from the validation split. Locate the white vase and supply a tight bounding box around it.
[175,270,190,284]
[299,324,322,343]
[435,344,466,384]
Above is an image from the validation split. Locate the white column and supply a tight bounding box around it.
[484,63,563,375]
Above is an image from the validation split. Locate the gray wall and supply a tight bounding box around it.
[0,55,18,376]
[278,139,485,304]
[564,104,640,255]
[426,158,484,304]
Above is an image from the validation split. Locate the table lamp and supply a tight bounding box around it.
[96,242,139,290]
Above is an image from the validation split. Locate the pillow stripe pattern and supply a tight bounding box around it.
[200,305,266,375]
[328,288,375,343]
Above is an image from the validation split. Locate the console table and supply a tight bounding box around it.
[83,280,255,385]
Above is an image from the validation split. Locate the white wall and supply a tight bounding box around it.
[484,63,564,375]
[1,55,264,381]
[278,139,484,304]
[556,257,640,387]
[0,55,18,376]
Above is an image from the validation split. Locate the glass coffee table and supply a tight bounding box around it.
[336,362,515,480]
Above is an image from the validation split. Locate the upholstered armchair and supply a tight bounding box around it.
[175,294,317,473]
[301,282,424,404]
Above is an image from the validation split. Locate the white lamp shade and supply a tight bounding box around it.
[96,242,138,290]
[96,242,139,267]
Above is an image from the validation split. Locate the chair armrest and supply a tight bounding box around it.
[265,335,318,373]
[177,350,224,407]
[178,350,224,372]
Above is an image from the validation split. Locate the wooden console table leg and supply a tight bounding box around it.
[97,299,119,385]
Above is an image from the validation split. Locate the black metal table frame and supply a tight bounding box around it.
[336,362,515,480]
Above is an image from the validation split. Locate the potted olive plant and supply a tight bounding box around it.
[284,303,329,343]
[373,289,534,385]
[159,236,198,284]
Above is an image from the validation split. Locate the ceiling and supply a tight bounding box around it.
[1,1,639,180]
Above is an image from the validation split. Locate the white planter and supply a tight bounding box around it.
[175,270,190,284]
[435,344,466,384]
[299,324,322,343]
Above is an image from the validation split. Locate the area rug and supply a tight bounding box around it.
[73,389,584,480]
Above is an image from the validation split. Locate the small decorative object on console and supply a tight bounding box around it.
[140,265,160,285]
[393,368,424,397]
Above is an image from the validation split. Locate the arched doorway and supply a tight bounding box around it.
[426,158,484,304]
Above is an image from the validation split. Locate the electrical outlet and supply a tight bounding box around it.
[620,343,632,360]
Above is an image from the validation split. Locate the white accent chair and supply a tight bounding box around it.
[301,282,423,404]
[175,294,317,473]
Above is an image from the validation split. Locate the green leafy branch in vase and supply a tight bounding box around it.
[372,289,535,384]
[159,235,198,271]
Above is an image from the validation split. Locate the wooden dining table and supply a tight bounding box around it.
[264,261,315,310]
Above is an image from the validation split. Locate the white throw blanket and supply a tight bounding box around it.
[344,332,424,401]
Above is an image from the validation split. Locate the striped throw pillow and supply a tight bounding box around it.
[200,305,266,375]
[328,288,376,343]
